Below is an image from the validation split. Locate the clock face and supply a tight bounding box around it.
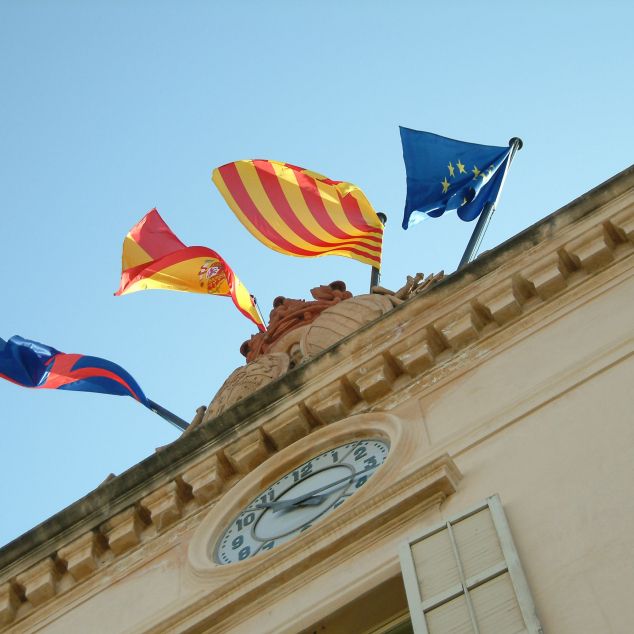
[214,438,389,564]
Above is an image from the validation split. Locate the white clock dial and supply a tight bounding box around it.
[214,438,389,564]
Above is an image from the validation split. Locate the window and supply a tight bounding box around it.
[299,575,412,634]
[399,495,542,634]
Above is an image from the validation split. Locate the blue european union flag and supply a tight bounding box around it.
[400,127,511,229]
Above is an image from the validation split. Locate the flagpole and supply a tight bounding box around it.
[252,296,268,331]
[458,137,523,269]
[370,213,387,292]
[147,399,189,431]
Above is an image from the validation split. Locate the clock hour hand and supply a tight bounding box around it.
[270,485,348,512]
[275,495,327,510]
[252,496,325,512]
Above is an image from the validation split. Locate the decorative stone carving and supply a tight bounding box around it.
[141,480,191,532]
[205,352,290,421]
[565,224,617,272]
[240,281,353,363]
[372,271,445,301]
[0,582,21,626]
[266,325,310,367]
[521,253,569,300]
[204,275,446,424]
[610,208,634,243]
[57,531,106,581]
[305,378,360,425]
[348,354,399,403]
[262,405,314,451]
[182,454,230,505]
[391,330,439,377]
[435,304,489,350]
[300,293,394,359]
[102,506,148,555]
[203,275,446,426]
[223,429,270,474]
[478,276,532,326]
[16,558,61,607]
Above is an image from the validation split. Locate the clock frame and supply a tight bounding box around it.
[214,438,390,565]
[188,412,414,576]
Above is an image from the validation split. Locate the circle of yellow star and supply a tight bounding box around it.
[448,162,455,178]
[457,160,466,174]
[441,177,450,194]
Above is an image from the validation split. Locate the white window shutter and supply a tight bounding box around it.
[399,495,543,634]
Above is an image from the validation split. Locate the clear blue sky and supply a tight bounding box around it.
[1,1,632,547]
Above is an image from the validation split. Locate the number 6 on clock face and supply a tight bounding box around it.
[214,439,390,565]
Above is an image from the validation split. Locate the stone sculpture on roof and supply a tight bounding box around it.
[196,274,444,425]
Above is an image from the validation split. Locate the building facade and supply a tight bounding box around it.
[1,166,633,633]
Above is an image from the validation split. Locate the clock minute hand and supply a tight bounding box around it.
[289,464,378,503]
[252,465,376,512]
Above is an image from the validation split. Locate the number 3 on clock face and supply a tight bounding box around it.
[214,439,389,565]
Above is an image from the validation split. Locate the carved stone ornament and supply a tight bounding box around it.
[204,352,290,421]
[240,281,353,363]
[204,275,444,424]
[300,293,395,359]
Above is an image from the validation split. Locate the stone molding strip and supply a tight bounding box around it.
[1,167,633,629]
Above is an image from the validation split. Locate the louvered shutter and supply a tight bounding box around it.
[399,495,543,634]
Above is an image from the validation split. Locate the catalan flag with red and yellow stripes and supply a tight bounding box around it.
[212,160,384,268]
[115,209,265,332]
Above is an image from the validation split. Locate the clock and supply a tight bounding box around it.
[213,438,389,565]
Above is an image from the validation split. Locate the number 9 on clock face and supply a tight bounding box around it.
[214,439,389,564]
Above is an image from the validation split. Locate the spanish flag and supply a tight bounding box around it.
[116,209,265,332]
[212,160,383,268]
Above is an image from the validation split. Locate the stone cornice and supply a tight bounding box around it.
[1,164,633,629]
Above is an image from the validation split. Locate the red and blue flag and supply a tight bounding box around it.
[0,336,149,406]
